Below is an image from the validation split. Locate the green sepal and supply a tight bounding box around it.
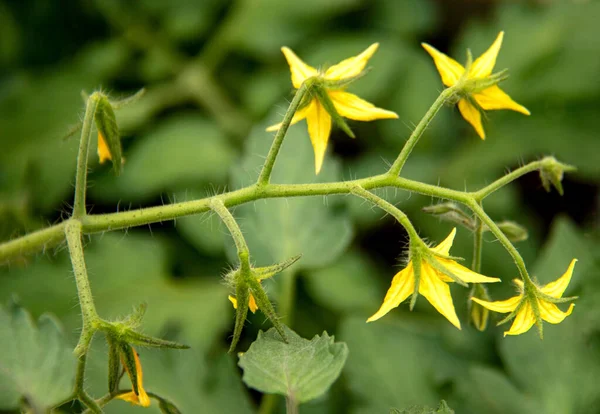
[229,281,250,353]
[118,342,140,396]
[106,335,121,393]
[124,330,190,350]
[254,254,302,280]
[313,86,355,138]
[409,248,421,311]
[425,255,468,287]
[122,302,147,329]
[94,94,123,175]
[157,395,183,414]
[246,277,287,344]
[110,88,146,109]
[321,69,370,90]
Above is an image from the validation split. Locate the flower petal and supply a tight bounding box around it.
[118,349,151,407]
[419,264,461,329]
[325,43,379,81]
[266,101,312,131]
[504,301,536,336]
[421,43,465,87]
[473,86,530,115]
[472,295,521,313]
[439,259,501,284]
[328,91,398,121]
[248,293,258,313]
[98,131,112,164]
[306,100,332,174]
[540,259,577,298]
[430,228,456,256]
[281,47,318,89]
[228,295,238,309]
[469,31,504,79]
[367,264,415,322]
[539,300,574,324]
[458,99,485,139]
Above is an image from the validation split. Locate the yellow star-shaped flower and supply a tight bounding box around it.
[422,32,530,139]
[117,347,151,407]
[267,43,398,174]
[472,259,577,336]
[368,228,500,329]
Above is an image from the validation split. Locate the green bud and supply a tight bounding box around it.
[539,156,576,196]
[158,397,182,414]
[94,93,123,175]
[422,203,475,230]
[496,221,528,242]
[469,285,490,331]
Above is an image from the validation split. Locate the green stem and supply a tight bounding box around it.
[388,86,456,176]
[286,395,299,414]
[65,220,99,325]
[0,222,66,265]
[258,394,278,414]
[73,94,99,218]
[210,198,250,270]
[257,80,311,185]
[473,159,546,201]
[471,213,484,273]
[468,200,533,284]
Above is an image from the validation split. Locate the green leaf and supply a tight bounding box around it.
[391,400,455,414]
[238,326,348,403]
[90,115,236,203]
[229,110,353,269]
[0,301,76,411]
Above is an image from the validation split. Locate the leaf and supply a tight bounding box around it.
[90,115,236,203]
[0,300,76,411]
[238,326,348,403]
[391,400,455,414]
[229,109,353,269]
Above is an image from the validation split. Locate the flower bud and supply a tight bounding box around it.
[422,203,475,230]
[93,93,123,175]
[539,156,576,196]
[469,285,490,331]
[496,221,528,242]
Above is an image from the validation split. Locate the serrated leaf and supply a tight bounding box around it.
[391,400,454,414]
[0,301,76,410]
[229,109,353,269]
[238,326,348,403]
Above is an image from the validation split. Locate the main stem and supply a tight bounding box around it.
[388,86,455,176]
[73,94,99,218]
[257,81,311,185]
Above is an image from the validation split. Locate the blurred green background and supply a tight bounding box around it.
[1,0,599,413]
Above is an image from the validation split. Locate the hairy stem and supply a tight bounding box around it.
[210,198,250,270]
[471,214,484,273]
[388,86,456,176]
[257,80,311,185]
[73,94,99,218]
[473,159,547,201]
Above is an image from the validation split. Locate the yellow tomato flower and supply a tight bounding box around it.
[472,259,577,336]
[422,31,530,139]
[117,347,151,407]
[267,43,398,174]
[228,293,258,313]
[368,228,500,329]
[97,131,112,164]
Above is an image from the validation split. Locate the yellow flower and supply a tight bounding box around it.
[117,347,151,407]
[267,43,398,174]
[228,293,258,313]
[472,259,577,336]
[368,228,500,329]
[97,131,112,164]
[422,31,530,139]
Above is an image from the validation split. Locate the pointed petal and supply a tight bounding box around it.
[472,295,521,313]
[470,31,504,79]
[328,90,398,121]
[325,43,379,81]
[98,131,112,164]
[504,301,536,336]
[419,264,461,329]
[421,43,465,87]
[541,259,577,298]
[248,293,258,313]
[132,350,150,407]
[438,259,501,284]
[539,300,574,324]
[228,295,238,309]
[458,99,485,139]
[367,264,415,322]
[473,86,530,115]
[430,228,456,256]
[266,101,312,131]
[306,100,332,174]
[281,47,318,89]
[117,391,141,405]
